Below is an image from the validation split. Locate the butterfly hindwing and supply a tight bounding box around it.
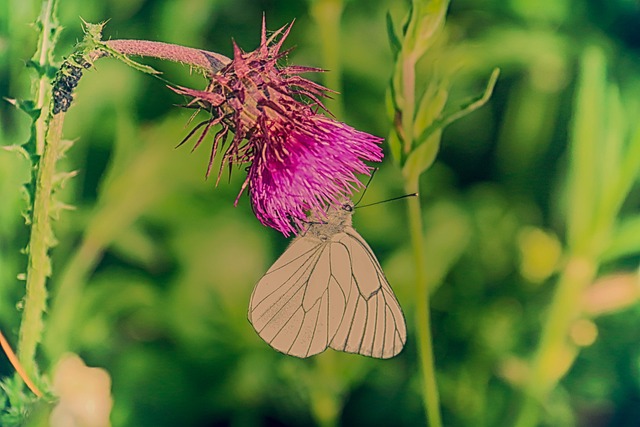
[248,237,323,356]
[329,227,407,358]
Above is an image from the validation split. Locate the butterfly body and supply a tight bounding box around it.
[249,202,407,359]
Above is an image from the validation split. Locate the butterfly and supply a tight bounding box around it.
[248,200,406,358]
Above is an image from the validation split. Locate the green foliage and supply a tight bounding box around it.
[2,0,640,426]
[0,377,39,426]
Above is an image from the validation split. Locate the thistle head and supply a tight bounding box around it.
[172,18,383,236]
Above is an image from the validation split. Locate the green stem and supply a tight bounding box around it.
[18,113,64,380]
[514,255,596,427]
[16,0,60,381]
[405,176,442,427]
[34,0,57,155]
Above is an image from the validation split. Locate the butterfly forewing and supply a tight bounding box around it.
[249,206,407,359]
[249,237,326,355]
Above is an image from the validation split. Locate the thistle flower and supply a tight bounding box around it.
[172,19,383,236]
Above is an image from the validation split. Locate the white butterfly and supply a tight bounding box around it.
[248,201,407,358]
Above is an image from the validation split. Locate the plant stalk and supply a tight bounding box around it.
[18,113,65,380]
[16,0,61,382]
[406,175,442,427]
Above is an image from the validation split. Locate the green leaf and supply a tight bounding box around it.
[0,376,38,427]
[385,78,403,165]
[413,81,448,138]
[602,122,640,225]
[4,98,41,120]
[99,43,162,75]
[387,128,403,166]
[566,46,607,251]
[386,76,401,118]
[386,12,402,59]
[414,68,499,149]
[402,0,414,35]
[404,0,450,59]
[402,129,442,181]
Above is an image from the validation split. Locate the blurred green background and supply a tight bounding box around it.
[2,0,640,426]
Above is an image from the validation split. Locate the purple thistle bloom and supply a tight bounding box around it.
[171,18,383,236]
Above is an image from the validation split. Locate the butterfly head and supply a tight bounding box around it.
[302,200,354,239]
[327,200,355,226]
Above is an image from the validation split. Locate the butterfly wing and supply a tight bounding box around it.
[249,225,406,359]
[248,236,349,357]
[329,227,407,359]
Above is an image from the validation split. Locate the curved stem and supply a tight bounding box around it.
[405,175,442,427]
[104,39,230,75]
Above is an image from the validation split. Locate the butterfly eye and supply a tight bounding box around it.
[342,203,353,212]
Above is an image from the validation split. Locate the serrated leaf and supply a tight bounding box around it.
[81,19,107,41]
[386,12,402,59]
[4,98,41,120]
[25,59,48,78]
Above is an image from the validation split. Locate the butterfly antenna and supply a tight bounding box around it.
[356,192,418,209]
[354,168,379,207]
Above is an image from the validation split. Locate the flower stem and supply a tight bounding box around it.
[405,175,442,427]
[514,255,596,427]
[104,39,230,75]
